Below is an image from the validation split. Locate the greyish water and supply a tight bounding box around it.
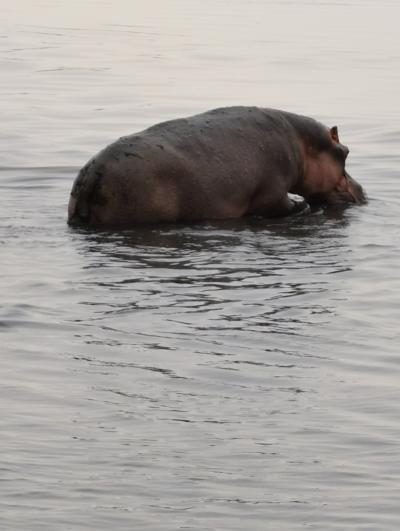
[1,0,400,529]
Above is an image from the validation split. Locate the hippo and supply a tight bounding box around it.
[68,106,365,226]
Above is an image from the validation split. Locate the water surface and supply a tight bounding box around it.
[1,1,400,529]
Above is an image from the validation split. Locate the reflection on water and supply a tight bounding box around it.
[2,0,400,529]
[74,213,349,337]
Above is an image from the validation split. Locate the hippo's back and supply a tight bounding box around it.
[68,106,303,226]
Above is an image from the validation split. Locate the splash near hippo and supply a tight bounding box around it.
[68,106,365,227]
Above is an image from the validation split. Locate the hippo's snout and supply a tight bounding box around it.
[307,172,366,207]
[341,172,367,205]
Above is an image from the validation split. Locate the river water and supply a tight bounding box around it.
[1,1,400,529]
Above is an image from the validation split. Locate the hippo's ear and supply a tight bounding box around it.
[330,126,339,142]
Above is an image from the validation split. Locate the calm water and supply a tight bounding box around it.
[1,1,400,529]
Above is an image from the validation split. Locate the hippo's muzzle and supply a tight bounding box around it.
[332,171,367,205]
[308,172,366,206]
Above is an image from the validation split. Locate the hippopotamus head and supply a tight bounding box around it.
[290,118,366,206]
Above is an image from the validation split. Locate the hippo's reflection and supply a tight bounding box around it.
[69,206,355,350]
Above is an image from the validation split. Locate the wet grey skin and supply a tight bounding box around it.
[68,106,366,227]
